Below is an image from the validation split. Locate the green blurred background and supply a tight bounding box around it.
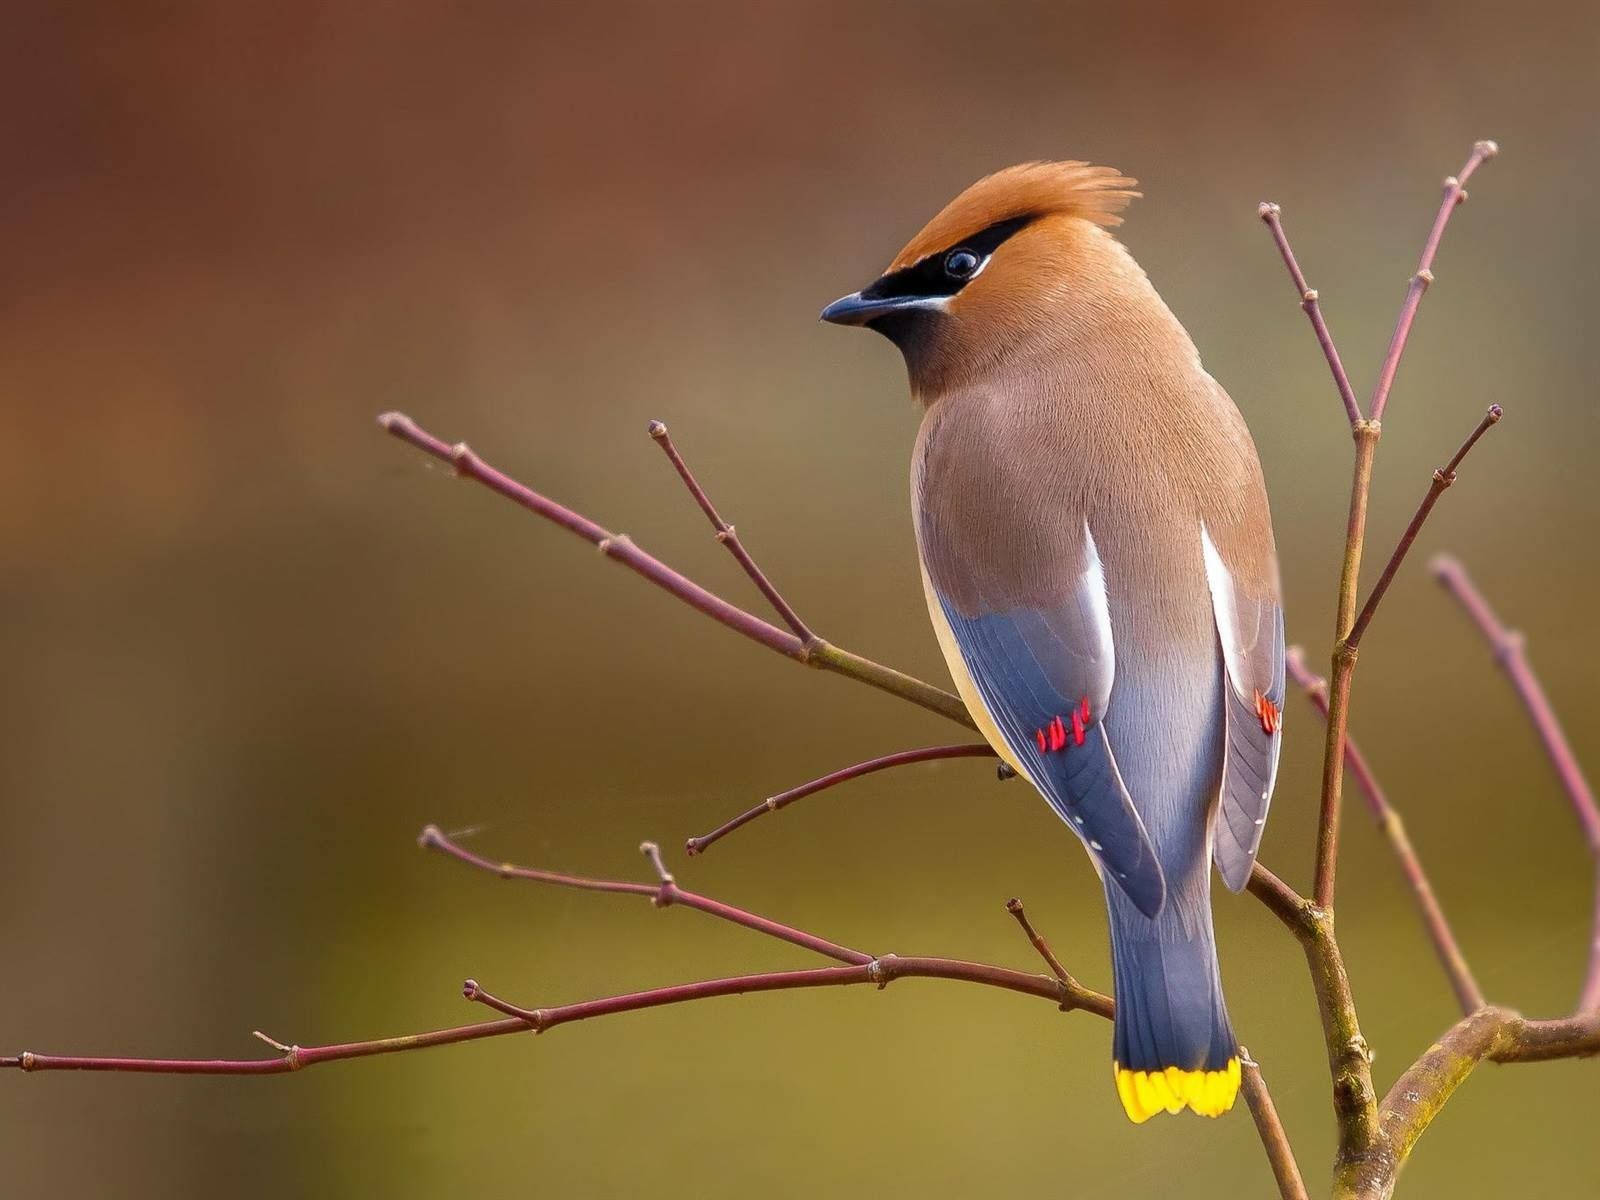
[3,2,1598,1196]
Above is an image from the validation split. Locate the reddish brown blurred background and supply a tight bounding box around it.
[3,2,1598,1196]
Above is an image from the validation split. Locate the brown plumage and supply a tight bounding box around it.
[824,160,1285,1123]
[888,162,1139,269]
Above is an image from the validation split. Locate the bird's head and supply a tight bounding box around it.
[822,161,1141,397]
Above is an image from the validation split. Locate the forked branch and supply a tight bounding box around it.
[1270,141,1501,915]
[377,412,972,729]
[1344,404,1502,651]
[1286,648,1484,1014]
[1256,144,1503,1175]
[647,419,815,643]
[3,831,1111,1077]
[1432,556,1600,1013]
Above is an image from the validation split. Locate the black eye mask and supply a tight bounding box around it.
[858,214,1036,304]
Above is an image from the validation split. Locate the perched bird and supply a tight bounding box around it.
[822,162,1285,1123]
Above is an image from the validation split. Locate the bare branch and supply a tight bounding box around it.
[1314,419,1381,911]
[1313,401,1504,913]
[1240,1048,1310,1200]
[1368,140,1498,423]
[1287,648,1484,1013]
[4,832,1115,1076]
[426,827,1113,1017]
[1004,898,1073,986]
[1312,141,1499,919]
[461,954,1100,1034]
[1258,201,1363,427]
[686,743,996,856]
[0,953,1111,1079]
[378,412,972,729]
[1343,1005,1600,1197]
[1345,404,1503,651]
[1432,556,1600,1013]
[420,824,870,965]
[648,419,815,642]
[0,1016,532,1076]
[1246,862,1316,934]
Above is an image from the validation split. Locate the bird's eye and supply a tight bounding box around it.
[944,249,981,279]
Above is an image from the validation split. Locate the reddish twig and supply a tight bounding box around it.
[4,831,1114,1078]
[460,954,1094,1032]
[425,825,1113,1017]
[1369,141,1499,422]
[0,1018,534,1075]
[379,412,801,656]
[685,743,996,856]
[378,412,971,728]
[426,827,1112,1014]
[1286,648,1485,1014]
[1312,417,1378,914]
[1258,201,1363,427]
[419,825,870,965]
[648,420,814,643]
[1431,556,1600,1013]
[1260,144,1500,1169]
[2,954,1103,1079]
[1271,142,1497,921]
[1344,405,1503,651]
[428,830,1110,1020]
[1004,898,1073,987]
[1241,1048,1310,1200]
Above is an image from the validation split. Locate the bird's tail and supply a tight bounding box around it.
[1106,881,1239,1123]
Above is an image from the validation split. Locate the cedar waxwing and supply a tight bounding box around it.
[823,162,1285,1123]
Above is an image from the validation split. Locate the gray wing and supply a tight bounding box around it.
[1202,525,1287,891]
[933,527,1167,918]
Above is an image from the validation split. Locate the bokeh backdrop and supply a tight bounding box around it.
[4,2,1599,1197]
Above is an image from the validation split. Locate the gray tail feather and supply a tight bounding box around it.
[1106,883,1235,1073]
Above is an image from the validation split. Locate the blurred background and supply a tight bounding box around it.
[3,2,1598,1196]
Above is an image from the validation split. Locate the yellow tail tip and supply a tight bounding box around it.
[1113,1058,1241,1123]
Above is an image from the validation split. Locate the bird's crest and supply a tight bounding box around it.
[889,161,1139,272]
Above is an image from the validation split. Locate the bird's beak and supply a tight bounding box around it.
[819,290,938,326]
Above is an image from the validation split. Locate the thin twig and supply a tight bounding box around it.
[647,420,815,642]
[1004,898,1073,987]
[1258,202,1363,427]
[460,954,1100,1033]
[1240,1048,1310,1200]
[1286,648,1485,1014]
[419,824,870,965]
[427,827,1113,1018]
[380,413,800,655]
[0,955,1103,1078]
[1315,418,1380,911]
[1305,142,1499,922]
[1259,147,1505,1170]
[378,412,972,728]
[1369,141,1499,423]
[1432,556,1600,1013]
[685,743,996,856]
[4,834,1115,1077]
[0,1017,533,1075]
[1303,141,1498,912]
[1345,404,1503,651]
